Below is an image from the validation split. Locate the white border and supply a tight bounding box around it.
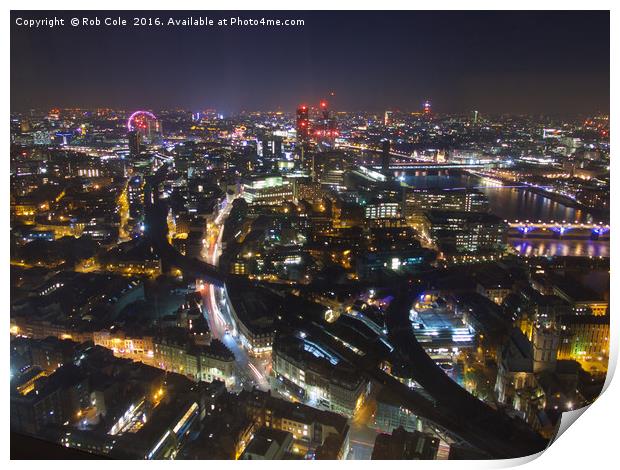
[2,3,616,469]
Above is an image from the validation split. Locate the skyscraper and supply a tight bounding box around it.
[128,130,141,157]
[384,110,393,126]
[296,105,310,143]
[381,139,391,177]
[316,99,338,146]
[423,100,432,116]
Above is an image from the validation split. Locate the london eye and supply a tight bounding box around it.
[127,110,158,132]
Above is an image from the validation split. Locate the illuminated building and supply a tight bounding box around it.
[364,201,400,220]
[239,427,293,460]
[232,260,247,275]
[100,239,163,276]
[551,280,608,316]
[557,314,609,362]
[93,331,155,360]
[314,99,338,145]
[257,136,283,158]
[272,331,370,417]
[104,259,162,276]
[11,316,92,344]
[384,110,393,126]
[33,130,52,146]
[296,105,310,142]
[225,282,278,357]
[374,387,421,434]
[11,200,37,223]
[295,181,329,204]
[349,165,387,184]
[142,400,200,459]
[404,189,489,215]
[409,299,475,357]
[241,175,295,206]
[425,210,507,253]
[60,429,116,456]
[364,199,403,228]
[76,166,101,178]
[239,388,350,456]
[153,330,235,387]
[15,368,49,396]
[319,169,345,188]
[476,278,513,305]
[312,150,345,185]
[423,100,432,116]
[494,329,545,424]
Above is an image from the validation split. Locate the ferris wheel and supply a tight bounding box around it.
[127,110,158,132]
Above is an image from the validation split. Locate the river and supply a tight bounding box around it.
[399,170,609,258]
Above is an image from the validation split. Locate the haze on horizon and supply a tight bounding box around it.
[10,10,610,116]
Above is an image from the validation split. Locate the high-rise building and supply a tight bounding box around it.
[316,99,338,145]
[296,105,310,142]
[384,110,393,126]
[257,136,283,158]
[128,130,141,157]
[423,100,432,116]
[381,139,391,176]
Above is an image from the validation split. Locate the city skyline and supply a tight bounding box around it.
[9,9,610,462]
[11,11,610,115]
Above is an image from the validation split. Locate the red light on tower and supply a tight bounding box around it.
[423,100,432,115]
[296,104,310,141]
[320,100,327,109]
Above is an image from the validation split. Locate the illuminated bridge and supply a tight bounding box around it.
[336,142,415,158]
[508,220,610,240]
[377,163,494,170]
[336,142,496,170]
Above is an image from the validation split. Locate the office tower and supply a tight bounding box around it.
[381,139,391,176]
[296,105,310,142]
[423,100,432,115]
[128,130,141,157]
[384,110,393,126]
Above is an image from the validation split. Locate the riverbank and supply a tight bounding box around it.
[464,169,609,223]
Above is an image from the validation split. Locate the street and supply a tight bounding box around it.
[200,196,270,392]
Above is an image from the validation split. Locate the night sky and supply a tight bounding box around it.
[11,11,610,115]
